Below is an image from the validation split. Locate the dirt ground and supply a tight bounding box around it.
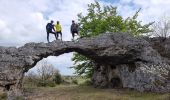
[23,85,170,100]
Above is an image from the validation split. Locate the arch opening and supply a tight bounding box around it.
[23,52,93,88]
[27,53,75,76]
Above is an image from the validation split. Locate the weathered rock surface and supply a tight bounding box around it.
[0,33,170,99]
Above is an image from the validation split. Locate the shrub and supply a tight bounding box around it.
[37,81,48,87]
[80,80,92,86]
[25,60,63,87]
[53,73,62,85]
[47,81,56,87]
[37,80,56,87]
[72,79,78,85]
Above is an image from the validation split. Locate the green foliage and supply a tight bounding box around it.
[72,79,78,85]
[79,80,92,86]
[53,73,62,84]
[24,71,62,87]
[77,2,153,37]
[72,53,94,78]
[72,1,153,78]
[37,80,56,87]
[36,72,62,87]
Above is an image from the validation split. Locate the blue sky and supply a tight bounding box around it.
[0,0,170,75]
[101,0,134,5]
[101,0,119,3]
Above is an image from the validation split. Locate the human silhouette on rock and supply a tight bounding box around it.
[46,20,58,43]
[71,20,79,40]
[55,21,62,41]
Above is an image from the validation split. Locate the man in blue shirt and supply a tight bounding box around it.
[46,20,58,43]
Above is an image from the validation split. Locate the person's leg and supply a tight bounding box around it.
[76,31,79,36]
[53,32,58,40]
[47,31,50,43]
[57,32,60,40]
[76,31,82,38]
[60,31,62,41]
[56,32,59,39]
[72,32,75,40]
[49,31,58,40]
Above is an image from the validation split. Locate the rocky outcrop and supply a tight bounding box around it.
[0,33,170,99]
[91,34,170,93]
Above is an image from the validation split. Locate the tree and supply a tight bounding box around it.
[53,72,62,84]
[72,1,153,78]
[36,60,61,86]
[37,61,56,81]
[151,15,170,40]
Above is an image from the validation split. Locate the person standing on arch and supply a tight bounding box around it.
[46,20,58,43]
[70,20,79,40]
[55,21,62,41]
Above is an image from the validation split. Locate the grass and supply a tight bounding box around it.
[23,85,170,100]
[0,91,7,100]
[1,76,169,100]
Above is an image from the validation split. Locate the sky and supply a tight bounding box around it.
[0,0,170,75]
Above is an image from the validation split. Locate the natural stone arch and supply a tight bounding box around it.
[0,33,170,99]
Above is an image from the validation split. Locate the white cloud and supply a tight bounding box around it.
[0,0,93,75]
[0,0,47,46]
[48,0,93,41]
[132,0,170,22]
[0,0,94,46]
[0,0,170,45]
[101,0,170,23]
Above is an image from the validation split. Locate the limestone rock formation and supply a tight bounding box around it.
[0,33,170,99]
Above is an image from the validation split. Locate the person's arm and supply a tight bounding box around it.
[52,25,55,32]
[54,24,57,31]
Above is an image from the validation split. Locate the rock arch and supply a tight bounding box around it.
[0,33,170,99]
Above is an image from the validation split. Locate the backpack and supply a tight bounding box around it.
[72,24,78,31]
[46,23,51,30]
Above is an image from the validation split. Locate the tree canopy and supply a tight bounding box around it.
[72,1,153,78]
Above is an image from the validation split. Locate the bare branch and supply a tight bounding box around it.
[151,15,170,39]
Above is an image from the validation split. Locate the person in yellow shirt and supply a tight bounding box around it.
[55,21,62,41]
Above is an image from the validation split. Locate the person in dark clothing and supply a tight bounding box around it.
[46,20,58,43]
[70,20,79,40]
